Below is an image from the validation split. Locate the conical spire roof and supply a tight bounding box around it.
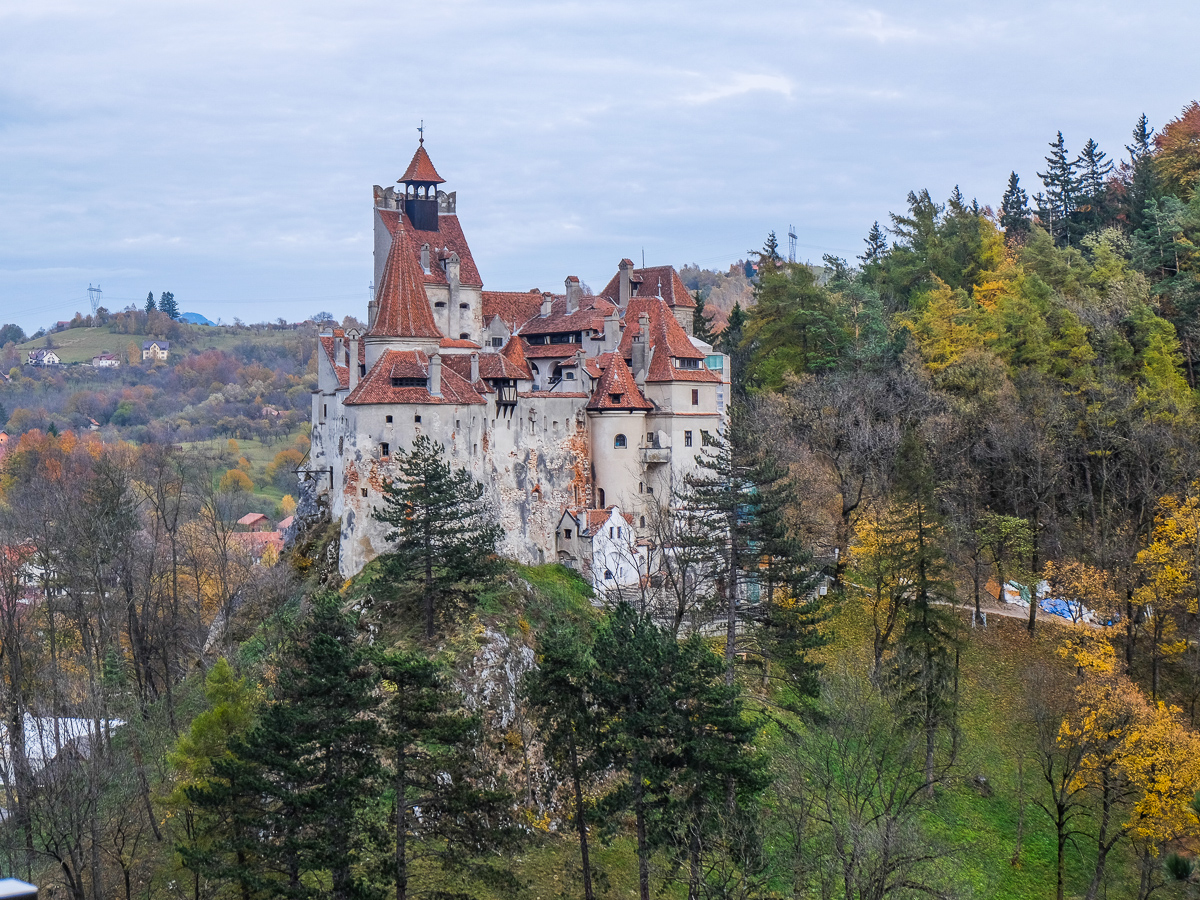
[586,354,652,410]
[369,228,442,339]
[399,141,445,185]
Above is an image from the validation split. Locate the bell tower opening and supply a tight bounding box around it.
[398,131,446,232]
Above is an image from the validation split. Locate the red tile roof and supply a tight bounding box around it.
[346,350,486,406]
[616,298,717,383]
[369,227,443,339]
[481,290,543,332]
[319,334,367,389]
[399,142,445,184]
[586,353,653,410]
[524,343,585,359]
[237,513,268,527]
[599,264,696,309]
[378,209,482,288]
[586,507,634,533]
[439,338,482,349]
[520,294,617,336]
[499,335,533,379]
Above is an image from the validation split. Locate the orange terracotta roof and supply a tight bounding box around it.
[237,513,268,526]
[499,332,533,377]
[378,209,482,288]
[346,350,486,406]
[520,294,617,336]
[399,142,445,184]
[524,343,583,359]
[320,334,367,388]
[585,507,635,532]
[439,338,482,349]
[369,227,443,339]
[586,354,653,411]
[482,290,543,332]
[598,264,696,309]
[615,297,716,383]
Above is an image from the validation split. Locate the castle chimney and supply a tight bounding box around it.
[604,308,620,349]
[565,276,581,314]
[367,299,379,330]
[333,332,344,366]
[540,292,553,318]
[618,259,634,308]
[632,312,650,385]
[420,243,430,274]
[429,353,443,397]
[346,329,360,391]
[470,352,480,384]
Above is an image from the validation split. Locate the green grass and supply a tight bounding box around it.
[17,323,303,364]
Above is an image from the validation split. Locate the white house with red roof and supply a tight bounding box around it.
[310,139,730,577]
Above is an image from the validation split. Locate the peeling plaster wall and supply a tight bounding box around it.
[334,394,592,577]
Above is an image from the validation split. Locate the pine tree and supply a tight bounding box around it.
[1125,114,1160,232]
[999,171,1031,238]
[716,302,749,394]
[758,231,781,263]
[692,290,718,345]
[1075,139,1115,233]
[859,221,888,265]
[375,435,503,638]
[1038,132,1081,246]
[158,291,180,319]
[884,428,959,793]
[144,292,156,313]
[524,624,600,900]
[182,596,382,899]
[376,649,518,900]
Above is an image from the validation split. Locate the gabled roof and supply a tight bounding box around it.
[237,513,268,527]
[377,209,482,287]
[319,332,367,389]
[482,290,543,332]
[520,294,617,336]
[598,264,696,309]
[586,354,653,411]
[399,142,445,184]
[618,297,718,383]
[585,506,634,534]
[346,350,485,406]
[499,332,533,378]
[369,227,443,339]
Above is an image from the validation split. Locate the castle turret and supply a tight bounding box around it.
[398,137,445,231]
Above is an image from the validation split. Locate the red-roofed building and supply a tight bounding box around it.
[310,139,730,579]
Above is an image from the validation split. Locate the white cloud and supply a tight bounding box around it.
[682,72,794,105]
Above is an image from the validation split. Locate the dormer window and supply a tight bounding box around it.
[391,376,427,387]
[610,393,622,404]
[675,358,700,369]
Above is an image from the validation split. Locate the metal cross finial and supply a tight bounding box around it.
[418,120,424,144]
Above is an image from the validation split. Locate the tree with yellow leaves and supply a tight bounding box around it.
[1135,486,1200,700]
[1043,559,1120,626]
[901,276,979,374]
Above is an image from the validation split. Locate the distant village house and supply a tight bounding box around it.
[27,349,60,367]
[92,353,120,368]
[142,340,170,361]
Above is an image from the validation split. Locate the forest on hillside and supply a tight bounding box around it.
[2,102,1200,900]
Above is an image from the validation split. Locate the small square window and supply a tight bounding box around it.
[564,529,572,539]
[385,415,393,423]
[684,431,693,447]
[380,442,390,457]
[691,389,699,406]
[414,415,422,423]
[361,488,368,498]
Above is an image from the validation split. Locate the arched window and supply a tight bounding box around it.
[614,434,627,448]
[459,332,470,340]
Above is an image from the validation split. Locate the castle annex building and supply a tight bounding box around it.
[311,140,729,583]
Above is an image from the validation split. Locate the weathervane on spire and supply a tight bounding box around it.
[418,120,424,144]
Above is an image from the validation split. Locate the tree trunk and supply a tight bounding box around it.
[569,732,594,900]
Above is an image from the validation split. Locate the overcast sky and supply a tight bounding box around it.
[0,0,1196,331]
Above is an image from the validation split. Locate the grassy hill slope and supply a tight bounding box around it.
[16,323,302,364]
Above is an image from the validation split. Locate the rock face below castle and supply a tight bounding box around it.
[310,140,730,587]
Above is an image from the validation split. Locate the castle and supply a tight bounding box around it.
[310,140,729,585]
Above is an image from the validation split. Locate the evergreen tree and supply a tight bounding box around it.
[375,435,503,638]
[1075,139,1115,233]
[741,258,846,389]
[376,649,518,900]
[679,409,820,686]
[158,291,180,319]
[182,597,382,899]
[759,231,781,263]
[860,221,888,265]
[884,428,959,793]
[1125,114,1160,231]
[716,302,749,395]
[144,291,156,313]
[1038,131,1081,247]
[524,624,600,900]
[1000,171,1031,238]
[691,290,718,345]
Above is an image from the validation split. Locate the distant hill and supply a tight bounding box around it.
[180,312,215,325]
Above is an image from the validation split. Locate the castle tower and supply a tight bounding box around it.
[398,137,445,231]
